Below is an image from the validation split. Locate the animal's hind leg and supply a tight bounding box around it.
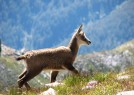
[18,69,31,90]
[18,70,34,89]
[18,67,42,89]
[18,68,27,79]
[50,71,59,83]
[24,82,31,90]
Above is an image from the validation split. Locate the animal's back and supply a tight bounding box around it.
[24,46,74,70]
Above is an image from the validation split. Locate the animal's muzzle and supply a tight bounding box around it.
[87,40,91,45]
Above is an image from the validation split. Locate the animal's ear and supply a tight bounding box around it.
[77,24,83,33]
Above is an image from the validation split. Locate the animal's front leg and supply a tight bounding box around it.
[64,64,79,75]
[50,71,59,83]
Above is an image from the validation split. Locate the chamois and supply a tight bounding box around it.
[16,24,91,89]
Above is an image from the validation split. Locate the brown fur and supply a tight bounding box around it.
[16,24,91,89]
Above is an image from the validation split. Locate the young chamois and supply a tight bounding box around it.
[16,24,91,89]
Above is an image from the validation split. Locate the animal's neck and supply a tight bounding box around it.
[68,35,79,56]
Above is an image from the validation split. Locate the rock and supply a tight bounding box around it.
[45,81,64,87]
[117,75,130,80]
[40,88,56,95]
[1,44,16,56]
[82,80,98,90]
[117,90,134,95]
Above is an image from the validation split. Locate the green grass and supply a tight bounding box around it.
[3,66,134,95]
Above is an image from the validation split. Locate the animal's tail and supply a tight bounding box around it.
[16,55,26,61]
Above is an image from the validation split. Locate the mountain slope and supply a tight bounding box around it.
[75,39,134,73]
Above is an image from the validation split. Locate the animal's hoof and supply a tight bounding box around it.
[25,83,31,90]
[17,79,23,88]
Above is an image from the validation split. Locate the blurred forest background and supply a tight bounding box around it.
[0,0,134,54]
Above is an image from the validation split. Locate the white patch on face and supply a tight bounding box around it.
[77,32,90,46]
[84,33,90,42]
[77,39,87,46]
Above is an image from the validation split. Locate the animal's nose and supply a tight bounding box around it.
[87,40,91,45]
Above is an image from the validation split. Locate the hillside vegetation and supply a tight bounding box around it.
[7,67,134,95]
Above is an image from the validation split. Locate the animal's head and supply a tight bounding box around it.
[76,24,91,46]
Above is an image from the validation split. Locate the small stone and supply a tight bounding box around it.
[82,80,98,90]
[117,90,134,95]
[40,88,56,95]
[117,75,130,80]
[45,81,64,87]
